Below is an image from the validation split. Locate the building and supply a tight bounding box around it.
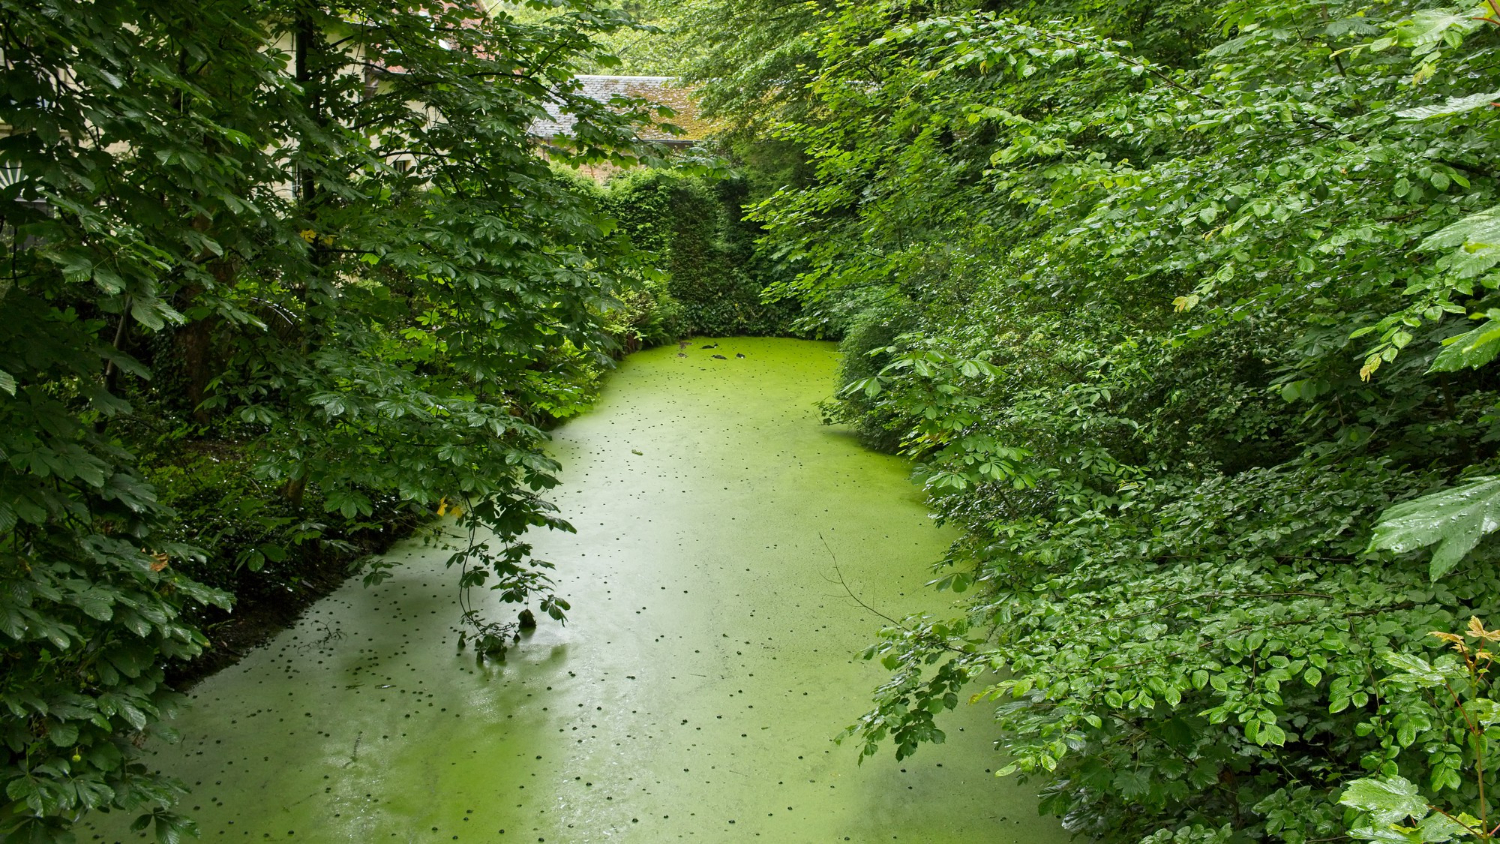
[530,75,715,180]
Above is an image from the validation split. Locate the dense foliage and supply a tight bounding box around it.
[500,0,705,75]
[686,0,1500,839]
[598,169,798,339]
[0,0,654,838]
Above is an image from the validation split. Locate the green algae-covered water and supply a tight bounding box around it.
[84,338,1065,843]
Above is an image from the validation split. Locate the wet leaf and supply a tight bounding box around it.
[1368,477,1500,578]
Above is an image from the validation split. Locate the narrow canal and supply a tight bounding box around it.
[86,338,1065,843]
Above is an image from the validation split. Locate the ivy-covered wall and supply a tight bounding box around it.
[602,170,798,339]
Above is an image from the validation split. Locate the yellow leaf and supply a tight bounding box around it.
[1431,630,1469,654]
[1467,616,1500,641]
[299,229,317,244]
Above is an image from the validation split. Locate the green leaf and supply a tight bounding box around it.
[1368,476,1500,578]
[1397,91,1500,120]
[1383,652,1447,687]
[1419,205,1500,253]
[1430,318,1500,371]
[1393,7,1486,55]
[47,721,78,747]
[7,776,42,808]
[71,588,115,622]
[1415,812,1471,842]
[1470,697,1500,726]
[1340,775,1430,824]
[151,812,199,844]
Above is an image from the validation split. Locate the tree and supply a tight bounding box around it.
[0,0,651,838]
[693,0,1500,838]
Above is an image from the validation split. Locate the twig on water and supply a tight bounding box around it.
[820,531,901,626]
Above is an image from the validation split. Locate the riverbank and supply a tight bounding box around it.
[165,515,422,690]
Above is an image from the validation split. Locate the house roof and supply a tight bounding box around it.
[532,75,714,144]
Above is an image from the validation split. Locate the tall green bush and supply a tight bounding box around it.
[825,300,918,452]
[603,169,798,337]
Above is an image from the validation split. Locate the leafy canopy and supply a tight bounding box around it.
[0,0,653,838]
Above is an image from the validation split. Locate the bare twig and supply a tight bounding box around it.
[819,531,901,626]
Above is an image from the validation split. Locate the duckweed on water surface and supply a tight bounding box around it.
[82,339,1063,843]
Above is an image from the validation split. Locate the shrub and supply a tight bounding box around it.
[602,169,799,338]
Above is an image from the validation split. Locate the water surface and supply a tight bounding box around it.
[85,338,1064,843]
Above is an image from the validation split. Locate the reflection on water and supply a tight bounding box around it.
[83,338,1065,843]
